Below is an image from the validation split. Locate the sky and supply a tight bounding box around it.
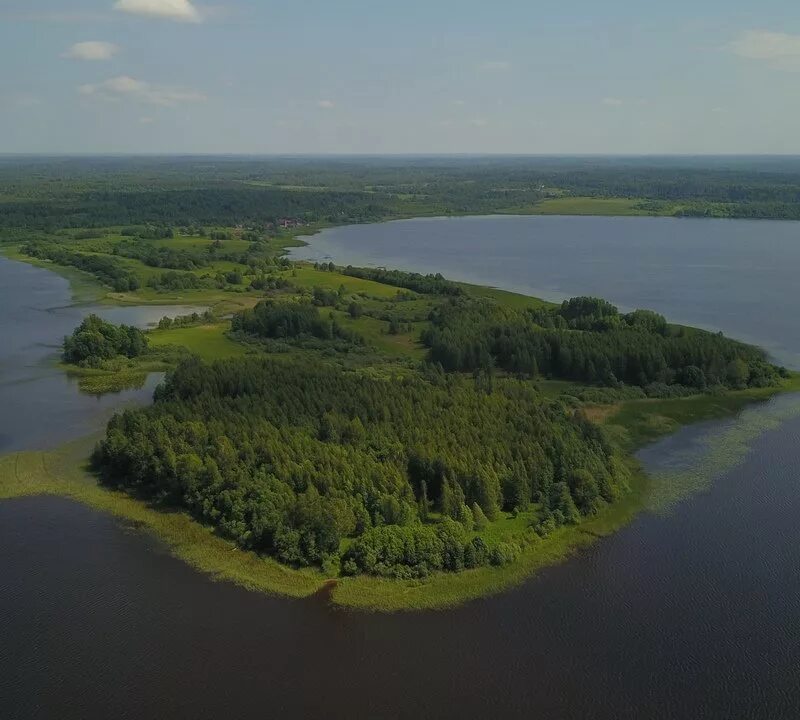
[1,0,799,154]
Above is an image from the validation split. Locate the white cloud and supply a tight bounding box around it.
[78,76,206,107]
[730,30,800,71]
[478,61,511,72]
[317,99,335,109]
[602,97,624,106]
[139,116,155,123]
[114,0,203,23]
[64,41,119,61]
[469,118,489,128]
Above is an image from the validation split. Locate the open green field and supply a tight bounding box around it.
[288,265,410,299]
[329,310,426,360]
[460,282,555,309]
[148,323,252,362]
[529,196,655,216]
[150,234,252,254]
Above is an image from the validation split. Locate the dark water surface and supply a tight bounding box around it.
[4,218,800,719]
[0,256,202,453]
[291,215,800,367]
[2,406,800,720]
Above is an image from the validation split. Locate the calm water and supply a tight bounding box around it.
[291,215,800,368]
[2,403,800,720]
[3,218,800,719]
[0,256,202,453]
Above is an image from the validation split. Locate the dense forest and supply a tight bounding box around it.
[231,300,362,346]
[5,156,800,233]
[88,287,783,578]
[92,356,628,577]
[422,297,783,391]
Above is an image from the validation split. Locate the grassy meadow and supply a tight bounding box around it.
[529,196,654,216]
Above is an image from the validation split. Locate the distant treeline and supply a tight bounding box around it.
[6,157,800,231]
[22,240,140,292]
[339,265,464,296]
[0,186,393,231]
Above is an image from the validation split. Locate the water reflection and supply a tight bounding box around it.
[0,256,202,453]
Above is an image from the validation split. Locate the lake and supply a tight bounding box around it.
[3,216,800,719]
[3,399,800,720]
[291,215,800,368]
[0,256,203,454]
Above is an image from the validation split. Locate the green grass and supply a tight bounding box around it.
[0,441,324,600]
[460,282,555,309]
[150,234,251,254]
[331,310,427,360]
[106,287,258,313]
[65,367,152,394]
[529,197,654,216]
[605,374,800,451]
[147,323,252,362]
[288,265,408,299]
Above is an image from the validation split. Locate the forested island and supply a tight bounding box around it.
[2,156,799,609]
[76,283,782,581]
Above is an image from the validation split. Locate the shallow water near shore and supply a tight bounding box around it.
[0,256,202,453]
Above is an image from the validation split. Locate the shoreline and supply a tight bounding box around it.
[2,235,800,611]
[2,252,799,610]
[2,378,798,611]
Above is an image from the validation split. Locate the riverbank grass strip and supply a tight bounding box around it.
[0,441,324,600]
[0,440,649,612]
